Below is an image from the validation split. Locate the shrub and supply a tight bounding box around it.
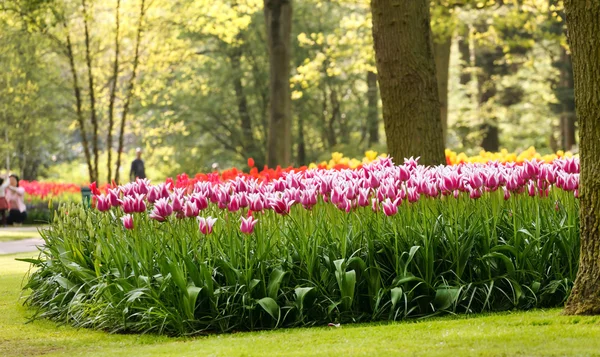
[22,158,580,335]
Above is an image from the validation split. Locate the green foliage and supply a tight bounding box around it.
[23,190,579,335]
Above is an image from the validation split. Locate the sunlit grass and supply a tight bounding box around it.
[0,230,41,242]
[2,253,600,357]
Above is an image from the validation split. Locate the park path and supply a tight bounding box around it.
[0,226,47,254]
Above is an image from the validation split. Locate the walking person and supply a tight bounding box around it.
[0,174,9,227]
[129,147,146,182]
[6,174,27,226]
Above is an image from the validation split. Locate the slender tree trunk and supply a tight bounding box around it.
[434,35,452,146]
[65,29,95,182]
[264,0,292,167]
[297,115,306,165]
[475,24,502,152]
[114,0,146,184]
[558,48,576,151]
[107,0,121,184]
[328,88,340,147]
[563,0,600,316]
[230,46,263,167]
[370,0,445,166]
[366,70,379,147]
[81,0,100,182]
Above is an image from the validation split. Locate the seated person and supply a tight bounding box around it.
[6,174,27,225]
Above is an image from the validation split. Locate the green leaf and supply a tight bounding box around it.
[258,297,280,324]
[267,268,287,300]
[482,252,516,276]
[391,287,403,309]
[294,287,316,311]
[186,286,202,315]
[433,287,460,311]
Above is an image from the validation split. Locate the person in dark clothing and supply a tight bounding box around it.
[130,147,146,181]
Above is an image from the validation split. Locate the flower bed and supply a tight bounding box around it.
[23,157,580,335]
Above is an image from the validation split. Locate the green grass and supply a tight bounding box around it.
[0,230,40,242]
[1,254,600,356]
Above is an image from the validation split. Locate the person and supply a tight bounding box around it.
[0,174,9,227]
[6,174,26,226]
[129,147,146,182]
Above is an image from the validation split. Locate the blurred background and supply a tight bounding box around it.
[0,0,575,184]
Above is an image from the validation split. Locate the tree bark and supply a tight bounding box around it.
[366,70,380,147]
[264,0,292,167]
[230,45,263,168]
[370,0,445,166]
[563,0,600,316]
[558,48,576,151]
[434,35,452,146]
[114,0,146,184]
[107,0,121,184]
[65,28,95,183]
[81,0,100,182]
[475,24,502,152]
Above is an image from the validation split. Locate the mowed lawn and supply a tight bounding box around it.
[1,253,600,357]
[0,228,40,242]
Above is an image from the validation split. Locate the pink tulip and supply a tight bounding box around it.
[147,186,160,203]
[95,194,111,212]
[228,196,241,212]
[184,201,199,217]
[300,188,318,209]
[527,181,537,197]
[407,187,420,203]
[171,194,183,212]
[382,198,400,216]
[191,193,209,211]
[503,186,511,201]
[240,216,258,235]
[469,187,482,200]
[149,197,173,221]
[120,196,136,214]
[108,188,120,207]
[270,197,295,215]
[198,216,217,235]
[121,214,134,230]
[371,198,379,212]
[357,188,370,207]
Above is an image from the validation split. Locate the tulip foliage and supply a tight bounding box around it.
[23,157,580,335]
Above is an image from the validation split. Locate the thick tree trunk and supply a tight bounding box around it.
[563,0,600,315]
[434,35,451,146]
[107,0,121,184]
[265,0,292,167]
[366,70,380,147]
[370,0,445,166]
[114,0,146,184]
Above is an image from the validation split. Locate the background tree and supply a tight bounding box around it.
[371,0,445,166]
[563,0,600,315]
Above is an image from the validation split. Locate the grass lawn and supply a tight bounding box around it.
[1,253,599,357]
[0,230,41,242]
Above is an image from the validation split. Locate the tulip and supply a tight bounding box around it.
[191,193,209,211]
[240,216,258,235]
[270,196,295,215]
[95,194,111,212]
[407,187,420,203]
[121,214,134,230]
[108,188,120,207]
[382,198,400,216]
[184,201,199,217]
[198,216,217,235]
[228,196,241,212]
[147,186,160,203]
[149,197,173,221]
[527,181,537,197]
[357,188,370,207]
[469,187,482,200]
[171,194,183,212]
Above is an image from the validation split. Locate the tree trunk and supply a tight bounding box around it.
[434,35,451,146]
[475,25,502,152]
[558,48,576,151]
[114,0,146,184]
[230,45,263,167]
[296,115,306,165]
[328,88,340,147]
[107,0,121,184]
[366,70,380,147]
[563,0,600,316]
[265,0,292,167]
[370,0,445,166]
[81,0,100,182]
[65,28,95,183]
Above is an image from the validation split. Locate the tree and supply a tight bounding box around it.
[370,0,445,166]
[264,0,292,167]
[563,0,600,315]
